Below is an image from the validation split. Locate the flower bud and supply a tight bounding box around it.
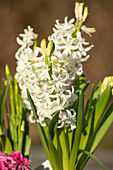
[47,40,55,57]
[21,120,25,131]
[101,76,113,95]
[75,2,84,20]
[82,7,88,22]
[4,80,7,86]
[5,64,10,77]
[41,39,47,54]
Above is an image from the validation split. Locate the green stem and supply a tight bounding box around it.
[45,55,48,65]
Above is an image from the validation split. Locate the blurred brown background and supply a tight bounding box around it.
[0,0,113,148]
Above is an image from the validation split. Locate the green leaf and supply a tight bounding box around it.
[49,111,59,141]
[93,81,101,101]
[79,84,95,150]
[73,73,90,94]
[68,129,74,153]
[44,118,51,126]
[0,134,6,149]
[79,112,94,156]
[78,83,108,155]
[49,140,63,170]
[77,103,113,170]
[18,121,25,153]
[69,91,84,170]
[0,76,10,128]
[53,130,62,161]
[9,76,16,124]
[91,103,113,153]
[24,135,31,158]
[59,129,69,170]
[18,131,24,153]
[18,96,24,138]
[78,149,108,170]
[27,89,51,161]
[27,89,38,120]
[94,86,111,130]
[84,84,95,116]
[37,125,50,155]
[0,78,5,106]
[4,136,13,155]
[14,78,19,116]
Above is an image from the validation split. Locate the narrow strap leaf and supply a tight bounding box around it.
[84,84,95,116]
[78,149,108,170]
[68,130,74,153]
[79,84,95,151]
[76,103,113,169]
[0,78,5,106]
[18,131,24,153]
[78,111,94,163]
[94,86,111,130]
[18,121,25,153]
[14,78,19,117]
[9,76,16,124]
[24,135,31,158]
[73,73,90,95]
[59,129,69,170]
[27,89,38,119]
[69,90,84,170]
[91,103,113,153]
[1,76,10,128]
[4,136,13,155]
[27,89,51,161]
[49,111,59,141]
[93,81,101,101]
[49,140,63,170]
[0,134,6,150]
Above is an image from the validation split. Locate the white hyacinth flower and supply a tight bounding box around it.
[16,25,37,47]
[15,2,95,130]
[81,25,96,37]
[49,17,94,81]
[58,109,76,130]
[15,26,77,129]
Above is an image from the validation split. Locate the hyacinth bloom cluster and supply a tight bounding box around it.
[0,151,31,170]
[15,2,95,130]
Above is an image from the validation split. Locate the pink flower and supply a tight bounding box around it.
[10,151,31,164]
[0,161,7,170]
[0,151,31,170]
[17,163,31,170]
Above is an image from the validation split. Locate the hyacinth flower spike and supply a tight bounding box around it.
[15,2,113,170]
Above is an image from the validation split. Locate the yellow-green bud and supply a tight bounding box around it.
[21,120,25,131]
[75,2,79,19]
[5,64,10,77]
[82,7,88,22]
[4,80,7,86]
[41,39,47,54]
[75,2,84,20]
[101,76,113,95]
[47,40,55,57]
